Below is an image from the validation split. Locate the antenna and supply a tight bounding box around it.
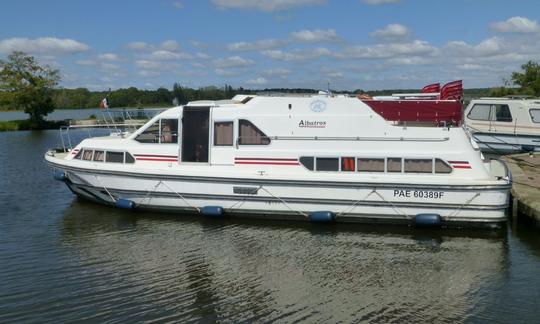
[327,80,331,96]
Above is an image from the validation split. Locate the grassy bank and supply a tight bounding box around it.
[0,119,68,131]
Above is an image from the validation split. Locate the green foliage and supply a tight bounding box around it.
[511,61,540,96]
[489,86,516,97]
[0,119,67,132]
[0,51,60,125]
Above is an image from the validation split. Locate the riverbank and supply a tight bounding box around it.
[502,153,540,226]
[0,119,68,132]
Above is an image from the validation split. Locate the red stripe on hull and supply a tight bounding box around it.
[136,158,178,162]
[448,161,469,164]
[134,154,178,158]
[235,162,300,165]
[452,165,471,169]
[235,157,298,162]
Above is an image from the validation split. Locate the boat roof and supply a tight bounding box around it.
[472,97,540,104]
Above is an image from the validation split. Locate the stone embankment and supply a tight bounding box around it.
[502,153,540,226]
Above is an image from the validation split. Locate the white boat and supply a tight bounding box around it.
[464,97,540,154]
[45,94,512,227]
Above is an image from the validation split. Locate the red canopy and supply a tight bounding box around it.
[362,99,462,125]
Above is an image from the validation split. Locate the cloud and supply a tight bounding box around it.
[0,37,89,55]
[246,77,268,85]
[211,0,326,12]
[146,50,192,60]
[213,55,255,68]
[160,40,180,51]
[135,60,164,69]
[227,39,284,51]
[98,53,122,61]
[370,24,411,41]
[289,29,338,42]
[196,52,210,59]
[261,47,331,61]
[172,1,184,9]
[190,40,208,48]
[127,41,150,50]
[137,70,161,78]
[444,37,505,57]
[215,68,241,76]
[362,0,400,5]
[387,57,432,65]
[490,16,539,34]
[263,68,291,76]
[337,40,436,59]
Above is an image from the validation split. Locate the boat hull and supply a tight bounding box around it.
[472,132,540,154]
[54,164,511,227]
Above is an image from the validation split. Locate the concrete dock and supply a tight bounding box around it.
[502,153,540,225]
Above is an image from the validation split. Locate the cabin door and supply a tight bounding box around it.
[210,118,235,165]
[181,107,210,163]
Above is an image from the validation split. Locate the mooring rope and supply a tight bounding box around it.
[258,186,308,217]
[157,180,200,212]
[93,175,117,203]
[448,192,481,218]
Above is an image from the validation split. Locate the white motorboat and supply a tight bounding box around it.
[463,97,540,154]
[45,94,512,227]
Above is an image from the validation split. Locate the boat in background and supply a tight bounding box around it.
[463,97,540,154]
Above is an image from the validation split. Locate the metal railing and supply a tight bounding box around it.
[58,108,164,152]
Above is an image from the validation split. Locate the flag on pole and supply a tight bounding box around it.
[440,80,463,100]
[99,97,109,109]
[421,83,440,93]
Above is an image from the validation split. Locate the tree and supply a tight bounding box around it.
[0,51,60,124]
[511,60,540,96]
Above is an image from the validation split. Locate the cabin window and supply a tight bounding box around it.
[468,104,491,121]
[341,157,355,172]
[135,121,160,143]
[136,119,178,143]
[387,158,402,173]
[160,119,179,143]
[434,159,452,174]
[93,150,105,162]
[357,158,385,172]
[238,120,270,145]
[74,150,83,159]
[316,157,339,171]
[106,151,124,163]
[82,150,93,161]
[530,109,540,123]
[494,104,512,122]
[404,159,432,173]
[468,104,512,122]
[125,152,135,163]
[214,121,233,146]
[300,156,314,171]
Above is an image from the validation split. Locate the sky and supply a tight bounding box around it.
[1,0,539,91]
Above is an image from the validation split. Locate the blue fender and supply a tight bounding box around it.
[115,199,135,209]
[308,211,336,223]
[53,170,67,181]
[414,214,442,227]
[201,206,224,217]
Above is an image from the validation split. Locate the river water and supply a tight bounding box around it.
[1,130,539,323]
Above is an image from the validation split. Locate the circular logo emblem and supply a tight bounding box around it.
[310,99,327,112]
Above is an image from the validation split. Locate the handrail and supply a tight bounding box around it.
[266,135,450,142]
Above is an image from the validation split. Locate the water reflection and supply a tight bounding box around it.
[57,199,511,322]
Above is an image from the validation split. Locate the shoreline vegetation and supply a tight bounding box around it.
[0,86,498,112]
[0,119,68,132]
